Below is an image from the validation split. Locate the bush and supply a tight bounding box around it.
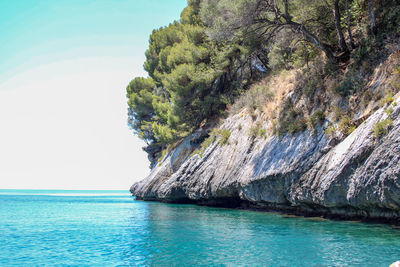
[304,78,319,97]
[325,123,336,137]
[249,122,262,139]
[191,127,231,157]
[203,133,216,148]
[217,129,231,145]
[275,101,307,136]
[259,128,266,138]
[338,116,356,135]
[381,92,394,106]
[310,110,325,129]
[192,131,217,158]
[385,106,394,116]
[334,71,365,96]
[190,148,201,157]
[324,61,340,76]
[333,107,344,122]
[373,119,393,138]
[391,65,400,91]
[287,118,307,135]
[158,148,168,164]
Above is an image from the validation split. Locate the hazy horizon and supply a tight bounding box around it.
[0,0,187,190]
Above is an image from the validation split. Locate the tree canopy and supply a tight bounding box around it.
[127,0,397,155]
[127,0,265,147]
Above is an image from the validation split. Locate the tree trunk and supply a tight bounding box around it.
[288,21,337,62]
[281,1,337,62]
[345,0,355,49]
[305,47,310,68]
[283,0,292,21]
[369,0,377,35]
[257,47,270,70]
[256,54,269,71]
[333,0,349,52]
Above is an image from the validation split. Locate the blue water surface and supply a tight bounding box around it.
[0,189,399,266]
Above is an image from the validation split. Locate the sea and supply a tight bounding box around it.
[0,189,399,266]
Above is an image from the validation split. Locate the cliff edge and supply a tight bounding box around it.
[131,54,400,224]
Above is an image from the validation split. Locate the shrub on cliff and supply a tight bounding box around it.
[374,119,393,138]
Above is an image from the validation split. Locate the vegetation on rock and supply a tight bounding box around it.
[374,118,394,138]
[127,0,400,164]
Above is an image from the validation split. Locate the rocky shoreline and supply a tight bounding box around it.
[134,196,400,226]
[131,91,400,225]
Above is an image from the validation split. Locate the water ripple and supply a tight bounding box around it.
[0,191,400,266]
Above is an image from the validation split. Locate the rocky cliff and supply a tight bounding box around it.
[131,62,400,224]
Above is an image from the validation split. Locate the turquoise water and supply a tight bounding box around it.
[1,190,400,266]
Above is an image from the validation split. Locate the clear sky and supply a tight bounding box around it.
[0,0,187,190]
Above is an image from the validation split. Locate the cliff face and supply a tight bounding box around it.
[131,92,400,223]
[130,56,400,223]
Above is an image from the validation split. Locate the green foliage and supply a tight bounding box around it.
[287,118,307,135]
[181,0,203,25]
[128,0,264,148]
[203,131,217,147]
[275,100,307,136]
[259,128,267,138]
[151,122,177,144]
[269,44,293,71]
[128,0,400,150]
[249,122,262,139]
[192,132,216,158]
[379,4,400,34]
[334,70,365,96]
[351,40,373,65]
[338,116,356,135]
[304,77,321,97]
[325,115,356,137]
[128,3,215,145]
[292,43,319,69]
[325,123,336,137]
[381,92,394,106]
[391,66,400,91]
[126,77,157,142]
[201,0,341,63]
[158,148,168,163]
[324,61,340,76]
[385,106,394,116]
[269,41,319,71]
[373,119,393,138]
[310,110,325,129]
[217,129,231,145]
[333,107,345,122]
[191,127,231,157]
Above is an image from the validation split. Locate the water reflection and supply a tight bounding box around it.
[125,201,400,266]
